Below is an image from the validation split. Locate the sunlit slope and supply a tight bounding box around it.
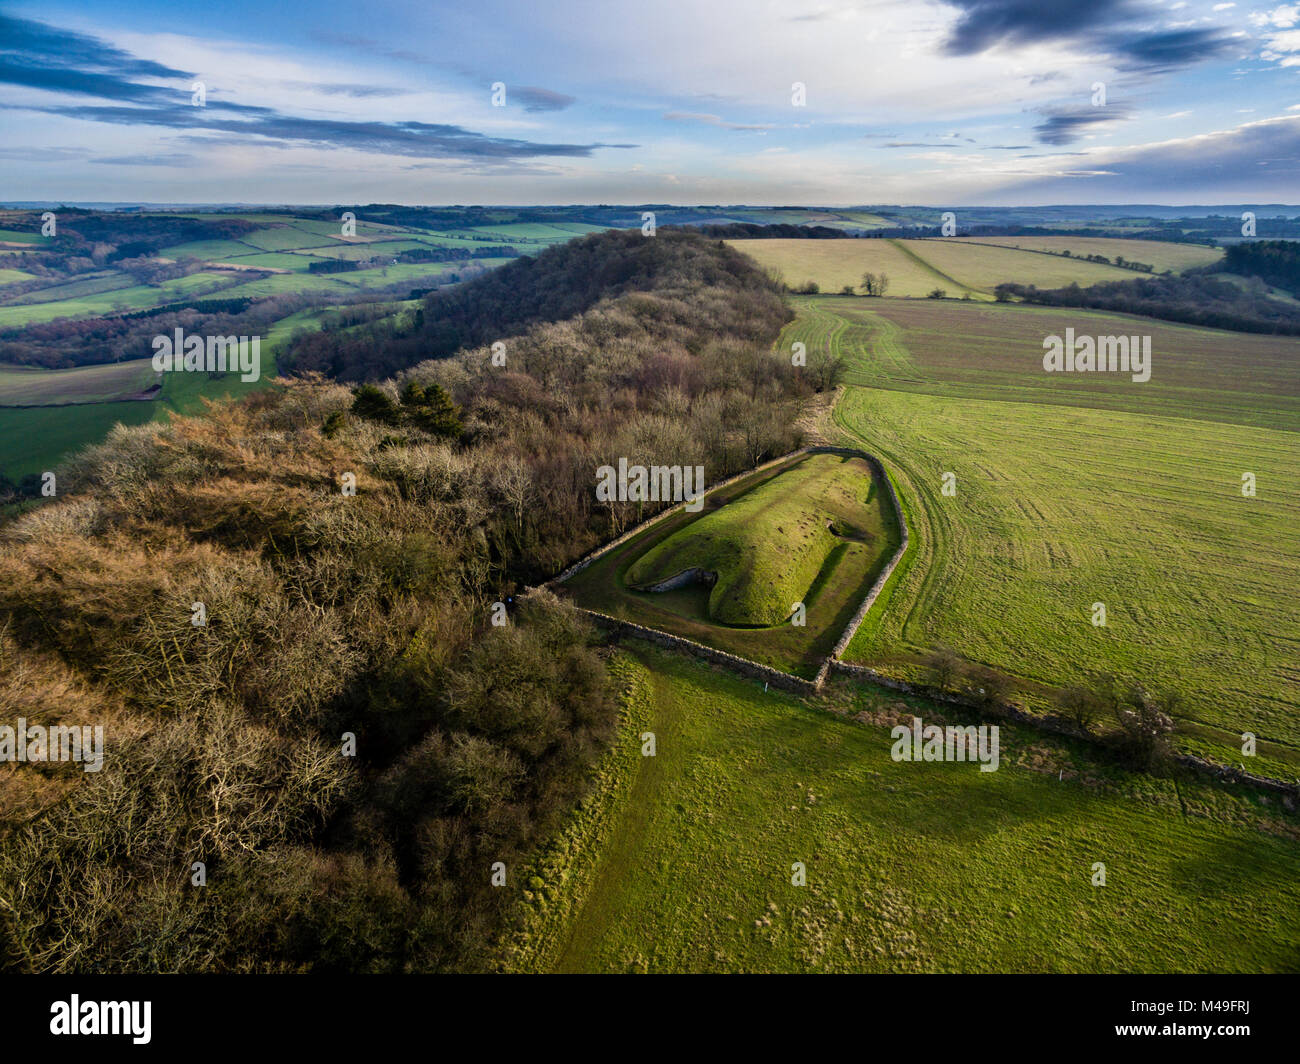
[626,453,881,626]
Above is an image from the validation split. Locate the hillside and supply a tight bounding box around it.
[0,230,807,972]
[285,228,787,381]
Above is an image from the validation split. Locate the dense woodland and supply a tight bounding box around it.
[995,272,1300,334]
[0,230,815,972]
[1222,239,1300,295]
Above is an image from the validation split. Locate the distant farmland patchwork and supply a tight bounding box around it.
[725,236,1175,299]
[0,303,342,481]
[0,212,604,326]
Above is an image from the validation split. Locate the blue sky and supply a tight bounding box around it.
[3,0,1300,204]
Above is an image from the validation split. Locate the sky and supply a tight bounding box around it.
[2,0,1300,205]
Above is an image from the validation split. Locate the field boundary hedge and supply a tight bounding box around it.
[829,661,1300,797]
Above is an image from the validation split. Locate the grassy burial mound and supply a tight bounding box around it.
[561,451,901,677]
[626,452,882,627]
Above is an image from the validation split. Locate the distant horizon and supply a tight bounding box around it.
[5,201,1300,212]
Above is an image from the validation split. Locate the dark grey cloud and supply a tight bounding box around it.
[514,86,577,113]
[996,115,1300,199]
[941,0,1129,56]
[1034,103,1133,146]
[0,14,189,80]
[22,102,618,159]
[1115,29,1240,73]
[1,15,618,162]
[940,0,1237,73]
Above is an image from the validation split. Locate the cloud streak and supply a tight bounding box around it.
[0,15,617,162]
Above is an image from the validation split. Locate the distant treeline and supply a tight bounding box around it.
[687,221,1228,247]
[691,223,851,239]
[308,245,521,274]
[121,296,256,319]
[995,274,1300,335]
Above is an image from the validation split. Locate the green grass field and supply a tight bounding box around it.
[561,452,900,677]
[0,229,42,244]
[903,238,1140,294]
[786,295,1300,430]
[625,453,887,626]
[0,400,156,481]
[514,648,1300,973]
[779,296,1300,764]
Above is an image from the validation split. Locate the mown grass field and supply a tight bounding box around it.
[561,451,900,677]
[518,648,1300,973]
[0,401,156,480]
[626,453,886,626]
[786,295,1300,430]
[905,238,1141,294]
[779,296,1300,763]
[728,237,1140,299]
[835,386,1300,749]
[0,359,156,405]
